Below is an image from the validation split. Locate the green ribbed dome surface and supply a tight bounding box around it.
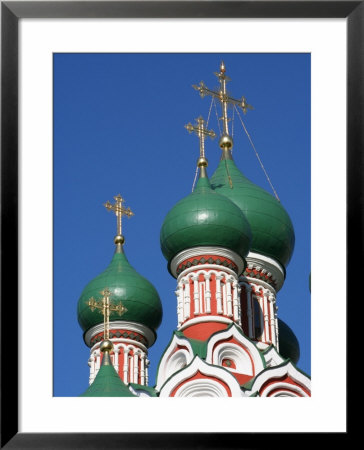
[210,157,295,268]
[160,175,252,264]
[278,318,300,364]
[77,248,163,333]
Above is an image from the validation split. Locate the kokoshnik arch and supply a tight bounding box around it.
[76,62,311,398]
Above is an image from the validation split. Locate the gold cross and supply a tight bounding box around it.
[87,288,127,340]
[192,61,253,137]
[185,116,215,160]
[104,194,134,240]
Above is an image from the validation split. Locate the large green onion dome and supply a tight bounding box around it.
[160,171,252,266]
[210,150,295,268]
[278,318,300,364]
[77,244,163,335]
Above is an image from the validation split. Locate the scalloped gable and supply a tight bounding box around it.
[243,360,311,397]
[158,355,244,397]
[155,331,195,391]
[205,323,266,376]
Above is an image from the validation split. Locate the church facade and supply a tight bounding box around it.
[77,62,311,398]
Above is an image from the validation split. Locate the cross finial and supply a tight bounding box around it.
[185,116,215,167]
[104,194,134,245]
[87,288,127,340]
[192,62,253,150]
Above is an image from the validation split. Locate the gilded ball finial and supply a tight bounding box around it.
[197,156,208,168]
[114,235,125,245]
[100,339,113,353]
[219,134,233,150]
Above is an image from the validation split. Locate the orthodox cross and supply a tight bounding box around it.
[185,116,216,160]
[104,194,134,240]
[192,61,253,136]
[87,288,127,340]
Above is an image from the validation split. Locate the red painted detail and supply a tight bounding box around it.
[231,372,254,386]
[170,370,232,397]
[177,254,238,274]
[182,321,228,340]
[90,329,147,346]
[260,375,311,397]
[245,267,275,284]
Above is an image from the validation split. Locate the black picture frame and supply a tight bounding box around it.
[1,1,357,448]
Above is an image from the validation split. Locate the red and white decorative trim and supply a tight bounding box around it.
[170,247,245,278]
[245,361,311,397]
[175,266,242,328]
[244,252,285,291]
[84,320,156,348]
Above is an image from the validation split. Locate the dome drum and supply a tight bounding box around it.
[170,246,245,279]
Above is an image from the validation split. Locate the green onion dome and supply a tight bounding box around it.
[77,245,163,335]
[278,318,300,365]
[160,173,252,266]
[210,151,295,268]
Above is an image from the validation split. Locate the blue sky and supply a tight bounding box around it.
[53,53,311,396]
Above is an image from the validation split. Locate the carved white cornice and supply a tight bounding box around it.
[244,251,285,291]
[84,321,156,348]
[170,246,245,278]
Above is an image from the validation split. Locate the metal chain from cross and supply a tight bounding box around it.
[185,116,216,160]
[192,61,253,137]
[87,288,127,340]
[104,194,134,241]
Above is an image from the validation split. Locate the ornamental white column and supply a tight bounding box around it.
[140,355,146,386]
[274,304,279,351]
[133,353,139,384]
[113,347,120,374]
[232,281,240,323]
[268,293,277,347]
[192,274,200,315]
[176,286,183,326]
[216,274,224,314]
[226,278,233,317]
[263,290,270,343]
[183,279,191,319]
[204,273,211,313]
[123,347,129,383]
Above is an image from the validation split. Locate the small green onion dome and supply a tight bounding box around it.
[80,349,136,397]
[77,245,163,335]
[160,174,252,266]
[278,318,300,365]
[210,152,295,268]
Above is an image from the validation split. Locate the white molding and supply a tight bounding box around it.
[247,361,311,396]
[173,378,230,398]
[245,252,285,291]
[178,264,238,282]
[84,321,155,347]
[263,346,285,368]
[155,334,194,390]
[261,382,309,397]
[159,356,243,397]
[240,277,277,297]
[205,325,265,375]
[170,246,245,278]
